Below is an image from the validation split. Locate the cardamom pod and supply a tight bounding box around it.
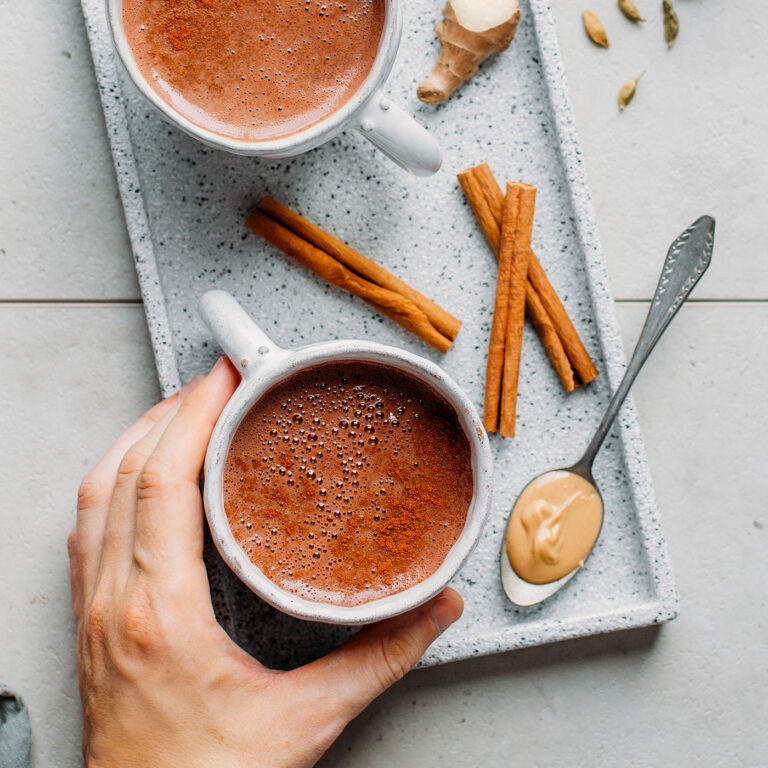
[618,73,644,110]
[583,10,610,47]
[662,0,679,48]
[618,0,645,22]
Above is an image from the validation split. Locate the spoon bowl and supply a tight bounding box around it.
[501,215,715,606]
[500,540,578,606]
[500,464,603,605]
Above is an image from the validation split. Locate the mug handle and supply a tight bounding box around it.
[355,91,442,177]
[199,290,284,379]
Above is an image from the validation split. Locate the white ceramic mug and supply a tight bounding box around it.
[199,290,493,624]
[106,0,442,175]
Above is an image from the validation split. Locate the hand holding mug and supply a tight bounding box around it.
[69,359,462,767]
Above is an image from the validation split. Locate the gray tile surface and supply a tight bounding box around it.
[0,1,138,300]
[0,305,159,765]
[2,0,764,301]
[1,304,765,766]
[545,0,768,301]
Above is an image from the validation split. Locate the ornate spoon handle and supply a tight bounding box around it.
[575,216,715,472]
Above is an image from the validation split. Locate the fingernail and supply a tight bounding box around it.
[431,593,462,633]
[211,356,227,372]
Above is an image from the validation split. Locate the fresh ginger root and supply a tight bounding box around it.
[418,0,521,104]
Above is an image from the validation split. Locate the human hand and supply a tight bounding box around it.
[69,358,463,768]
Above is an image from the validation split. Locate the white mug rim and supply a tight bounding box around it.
[105,0,403,157]
[203,340,494,625]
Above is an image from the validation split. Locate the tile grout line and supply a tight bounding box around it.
[0,298,767,306]
[0,298,143,305]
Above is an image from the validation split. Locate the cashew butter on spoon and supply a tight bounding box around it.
[502,216,715,607]
[506,469,603,584]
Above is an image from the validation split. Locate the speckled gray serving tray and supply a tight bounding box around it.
[81,0,678,668]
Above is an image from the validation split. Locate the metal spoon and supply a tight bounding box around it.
[501,215,715,606]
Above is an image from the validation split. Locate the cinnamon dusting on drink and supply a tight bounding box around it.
[223,361,473,606]
[122,0,385,141]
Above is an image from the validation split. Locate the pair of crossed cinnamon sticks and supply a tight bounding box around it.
[247,197,461,353]
[458,163,598,437]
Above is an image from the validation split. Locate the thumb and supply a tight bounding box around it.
[295,588,463,721]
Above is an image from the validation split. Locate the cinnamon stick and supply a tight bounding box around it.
[246,209,455,354]
[484,203,515,434]
[499,183,536,437]
[472,162,505,231]
[457,168,501,255]
[526,255,598,384]
[458,163,598,386]
[459,164,572,389]
[525,288,576,392]
[258,196,462,342]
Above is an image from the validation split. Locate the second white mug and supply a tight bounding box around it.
[106,0,442,175]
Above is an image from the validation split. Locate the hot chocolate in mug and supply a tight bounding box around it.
[107,0,442,175]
